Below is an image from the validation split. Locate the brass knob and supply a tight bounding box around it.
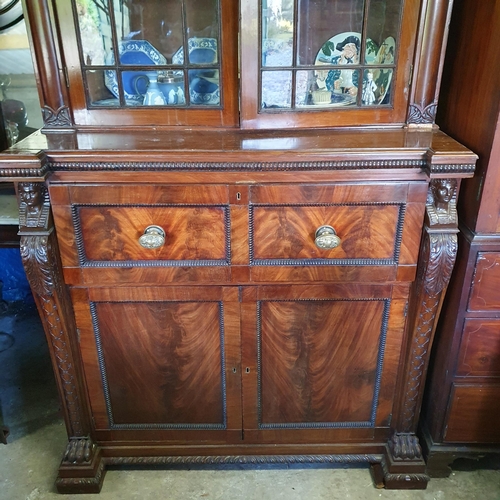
[138,225,165,249]
[315,225,341,249]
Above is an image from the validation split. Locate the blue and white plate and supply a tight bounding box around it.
[104,40,167,103]
[171,37,218,65]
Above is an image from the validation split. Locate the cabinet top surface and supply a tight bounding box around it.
[0,128,477,182]
[2,129,475,157]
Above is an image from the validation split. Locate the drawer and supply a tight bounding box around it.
[468,253,500,312]
[76,205,228,263]
[444,384,500,443]
[50,184,232,285]
[50,181,427,285]
[249,183,427,282]
[457,319,500,377]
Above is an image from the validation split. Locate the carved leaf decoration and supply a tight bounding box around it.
[424,233,458,295]
[408,103,437,124]
[42,105,72,128]
[20,236,53,296]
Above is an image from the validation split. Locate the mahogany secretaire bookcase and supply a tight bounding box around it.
[0,0,476,493]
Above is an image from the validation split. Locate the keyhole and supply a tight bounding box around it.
[236,192,241,201]
[245,367,250,373]
[232,367,237,373]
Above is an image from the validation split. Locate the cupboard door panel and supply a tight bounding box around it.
[259,299,383,424]
[95,301,223,425]
[72,287,241,440]
[241,284,407,443]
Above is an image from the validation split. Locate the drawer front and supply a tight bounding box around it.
[457,319,500,377]
[76,205,228,264]
[444,384,500,443]
[469,252,500,312]
[50,184,232,285]
[50,181,427,285]
[251,204,402,263]
[249,183,427,282]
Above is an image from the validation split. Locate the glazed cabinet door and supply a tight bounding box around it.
[241,283,409,444]
[52,0,238,127]
[71,286,242,443]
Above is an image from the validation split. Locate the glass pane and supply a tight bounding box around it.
[295,70,356,108]
[261,0,294,67]
[189,69,220,105]
[261,70,292,108]
[185,0,219,48]
[365,0,402,64]
[188,37,218,65]
[361,68,393,106]
[86,69,119,105]
[112,0,184,64]
[75,0,111,65]
[296,0,364,66]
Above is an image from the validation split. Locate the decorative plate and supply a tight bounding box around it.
[104,40,167,103]
[170,37,218,65]
[374,36,396,65]
[313,32,362,102]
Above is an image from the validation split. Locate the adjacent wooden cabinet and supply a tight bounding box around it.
[419,0,500,476]
[0,0,478,493]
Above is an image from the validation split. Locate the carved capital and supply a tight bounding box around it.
[42,105,72,128]
[18,182,50,231]
[426,179,458,227]
[408,103,438,125]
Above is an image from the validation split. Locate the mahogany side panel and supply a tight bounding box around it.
[437,0,500,232]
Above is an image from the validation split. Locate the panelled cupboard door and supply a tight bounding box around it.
[240,284,409,444]
[71,286,242,443]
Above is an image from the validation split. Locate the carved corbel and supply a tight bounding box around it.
[377,179,459,489]
[17,183,104,492]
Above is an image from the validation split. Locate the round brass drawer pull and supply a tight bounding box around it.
[138,225,165,249]
[315,225,341,249]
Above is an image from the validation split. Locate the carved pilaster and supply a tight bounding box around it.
[18,182,104,493]
[18,183,87,437]
[379,179,459,489]
[408,0,454,126]
[399,179,458,432]
[23,0,73,129]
